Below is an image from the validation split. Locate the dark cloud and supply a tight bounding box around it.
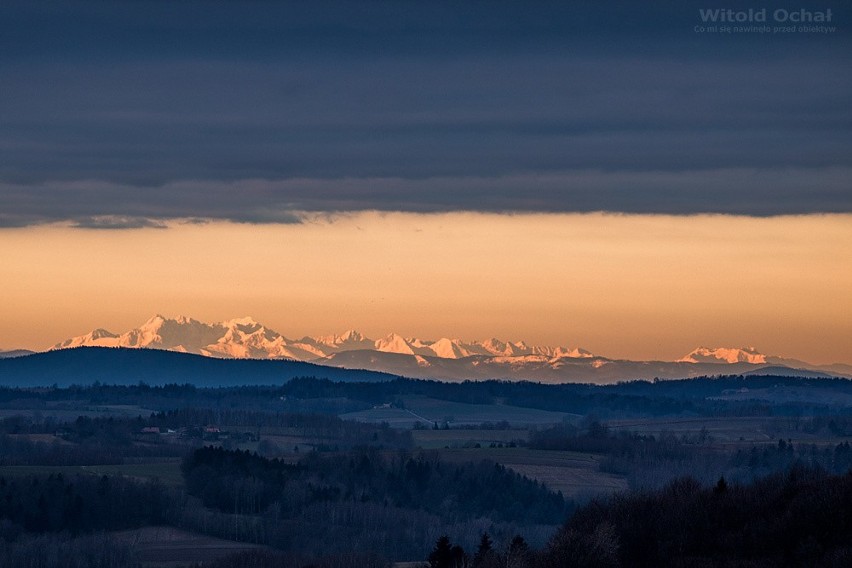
[2,168,849,226]
[71,216,167,230]
[0,1,850,226]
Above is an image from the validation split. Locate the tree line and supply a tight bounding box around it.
[5,373,852,420]
[425,464,852,567]
[183,446,568,525]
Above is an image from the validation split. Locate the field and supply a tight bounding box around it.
[342,396,576,428]
[436,446,627,499]
[0,459,184,487]
[607,416,847,448]
[0,403,154,421]
[411,428,529,449]
[111,526,266,567]
[711,385,852,406]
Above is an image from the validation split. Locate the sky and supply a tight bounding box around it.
[1,1,850,363]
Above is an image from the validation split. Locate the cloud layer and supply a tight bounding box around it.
[2,167,851,228]
[1,1,850,226]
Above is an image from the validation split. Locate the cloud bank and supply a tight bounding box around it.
[1,167,851,228]
[1,1,850,226]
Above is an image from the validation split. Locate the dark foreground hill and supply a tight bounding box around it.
[549,465,852,567]
[0,347,396,387]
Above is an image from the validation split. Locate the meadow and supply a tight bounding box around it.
[0,459,184,487]
[341,395,576,428]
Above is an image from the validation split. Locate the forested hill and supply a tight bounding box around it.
[3,348,852,410]
[0,347,396,387]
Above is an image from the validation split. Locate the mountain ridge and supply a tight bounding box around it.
[678,346,766,364]
[42,315,850,383]
[1,346,844,387]
[51,315,597,362]
[0,349,36,359]
[0,346,396,387]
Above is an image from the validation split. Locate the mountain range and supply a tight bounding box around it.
[44,315,852,383]
[52,315,593,361]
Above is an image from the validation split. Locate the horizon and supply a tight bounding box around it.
[13,301,852,367]
[3,211,852,365]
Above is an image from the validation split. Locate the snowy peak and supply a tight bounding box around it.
[206,317,295,359]
[679,346,767,364]
[53,328,119,349]
[89,328,118,340]
[223,316,262,330]
[53,315,274,359]
[467,338,592,359]
[429,338,471,359]
[479,338,512,356]
[547,346,595,359]
[338,329,366,343]
[130,315,224,351]
[53,315,597,364]
[313,329,373,351]
[43,317,850,382]
[375,333,417,355]
[142,314,166,327]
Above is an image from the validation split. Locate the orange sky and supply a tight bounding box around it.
[1,212,850,364]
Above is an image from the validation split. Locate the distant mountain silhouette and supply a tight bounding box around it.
[0,346,840,389]
[742,365,835,379]
[0,349,35,359]
[0,347,396,388]
[53,314,594,360]
[47,315,850,383]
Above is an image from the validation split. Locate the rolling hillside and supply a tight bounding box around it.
[0,347,396,388]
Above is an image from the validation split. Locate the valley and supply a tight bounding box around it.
[2,351,852,564]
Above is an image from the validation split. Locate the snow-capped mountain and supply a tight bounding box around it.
[52,315,594,363]
[49,315,848,383]
[53,315,307,360]
[312,329,375,352]
[678,346,767,364]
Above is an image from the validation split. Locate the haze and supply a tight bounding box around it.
[1,212,849,364]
